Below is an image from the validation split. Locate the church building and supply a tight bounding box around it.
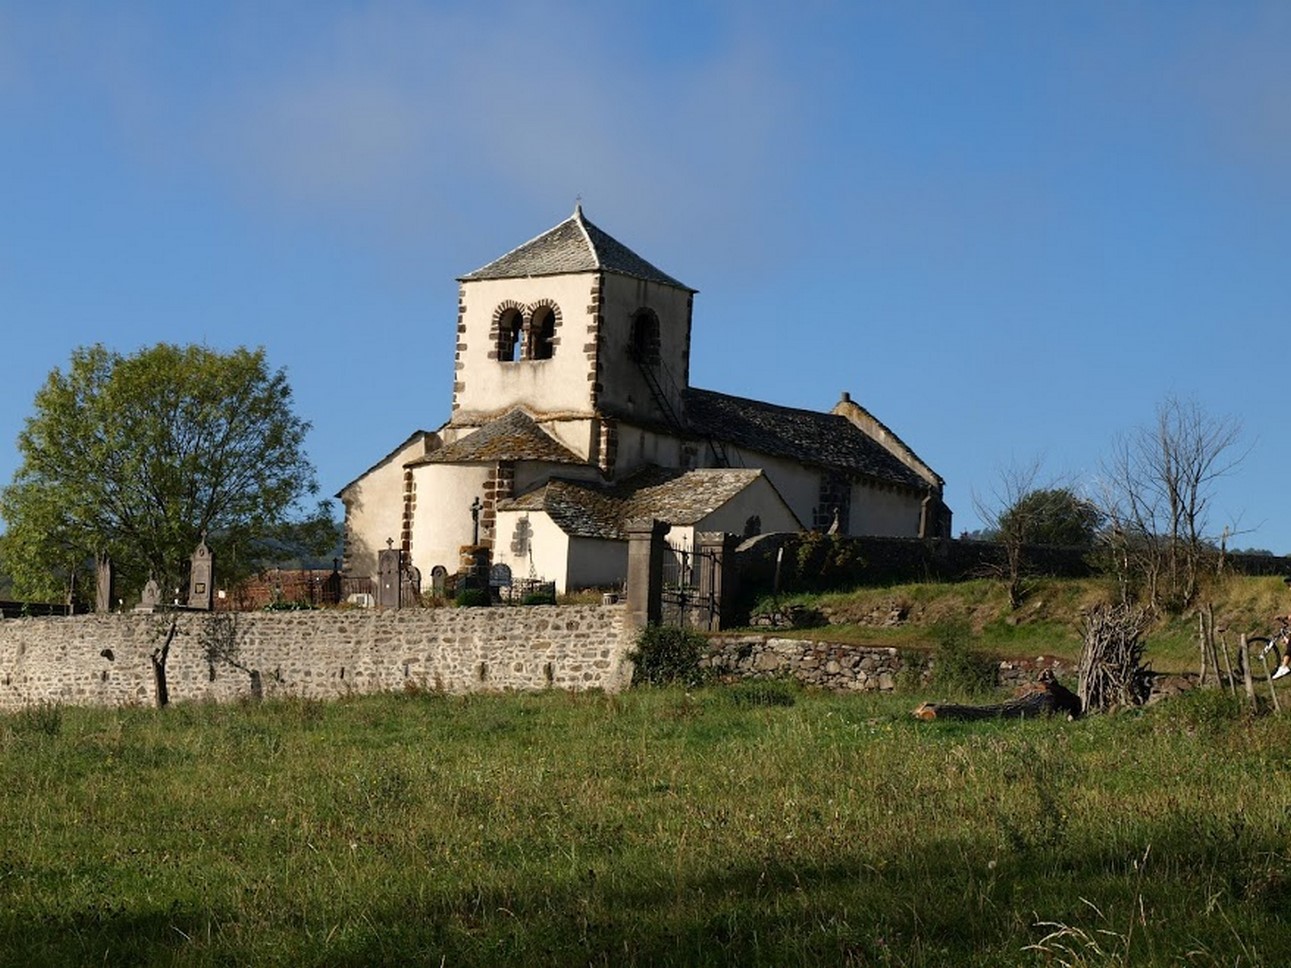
[338,206,949,594]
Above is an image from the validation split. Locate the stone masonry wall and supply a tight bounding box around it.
[705,634,1071,693]
[705,635,905,691]
[0,605,631,711]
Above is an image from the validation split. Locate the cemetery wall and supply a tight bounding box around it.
[0,605,632,710]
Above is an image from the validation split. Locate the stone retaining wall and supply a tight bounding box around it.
[0,605,631,711]
[705,634,1071,693]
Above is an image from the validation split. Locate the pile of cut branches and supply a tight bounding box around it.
[1078,603,1152,712]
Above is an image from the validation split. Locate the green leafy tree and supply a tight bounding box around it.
[0,343,333,604]
[999,488,1103,549]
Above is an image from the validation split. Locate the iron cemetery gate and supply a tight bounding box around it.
[661,537,723,631]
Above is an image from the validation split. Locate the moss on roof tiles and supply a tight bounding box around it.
[410,411,585,466]
[683,387,927,491]
[498,466,767,540]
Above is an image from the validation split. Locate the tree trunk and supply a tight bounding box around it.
[151,616,178,708]
[1241,634,1257,713]
[914,678,1081,721]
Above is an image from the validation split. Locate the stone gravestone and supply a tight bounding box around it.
[187,533,214,610]
[377,539,402,609]
[403,564,422,608]
[490,563,512,601]
[95,552,115,614]
[136,577,161,613]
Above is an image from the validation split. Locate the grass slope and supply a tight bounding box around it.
[755,574,1291,673]
[2,688,1290,966]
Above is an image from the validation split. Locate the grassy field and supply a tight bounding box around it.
[752,573,1291,673]
[2,683,1291,966]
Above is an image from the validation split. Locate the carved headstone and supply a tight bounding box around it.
[402,564,422,608]
[136,577,161,613]
[188,533,214,610]
[490,563,513,594]
[377,539,402,609]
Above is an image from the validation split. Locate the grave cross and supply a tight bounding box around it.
[470,496,482,546]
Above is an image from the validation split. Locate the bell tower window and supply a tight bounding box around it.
[529,306,556,361]
[498,307,523,362]
[629,309,660,366]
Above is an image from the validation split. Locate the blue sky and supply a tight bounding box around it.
[2,2,1289,551]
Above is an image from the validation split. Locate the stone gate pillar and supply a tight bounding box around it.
[695,531,739,631]
[625,519,669,629]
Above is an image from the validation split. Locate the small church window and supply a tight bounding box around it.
[529,306,556,360]
[813,472,851,533]
[629,309,660,365]
[498,308,524,362]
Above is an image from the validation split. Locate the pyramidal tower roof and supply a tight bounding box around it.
[459,204,693,290]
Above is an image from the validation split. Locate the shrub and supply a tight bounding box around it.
[791,532,867,591]
[930,621,997,696]
[630,626,709,687]
[895,649,929,692]
[522,591,556,606]
[455,588,490,608]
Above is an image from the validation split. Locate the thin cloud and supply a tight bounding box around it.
[9,3,803,274]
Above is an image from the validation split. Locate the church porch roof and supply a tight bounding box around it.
[499,466,787,540]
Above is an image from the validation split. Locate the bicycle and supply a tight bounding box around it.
[1248,615,1291,680]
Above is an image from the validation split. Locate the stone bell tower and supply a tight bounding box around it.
[449,204,696,437]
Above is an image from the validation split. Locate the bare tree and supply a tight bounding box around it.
[972,460,1096,608]
[973,459,1039,609]
[1098,396,1245,610]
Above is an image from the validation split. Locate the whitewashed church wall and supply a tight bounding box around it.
[717,447,923,539]
[535,417,596,464]
[341,436,430,581]
[0,606,633,711]
[612,424,687,474]
[722,450,821,532]
[596,275,692,419]
[408,463,493,578]
[565,537,628,591]
[454,276,598,418]
[493,510,572,592]
[512,458,600,494]
[695,478,803,536]
[849,482,923,537]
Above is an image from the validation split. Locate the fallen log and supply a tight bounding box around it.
[913,672,1082,721]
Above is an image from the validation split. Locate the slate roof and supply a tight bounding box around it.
[683,388,929,491]
[500,466,784,540]
[407,410,585,466]
[460,204,692,291]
